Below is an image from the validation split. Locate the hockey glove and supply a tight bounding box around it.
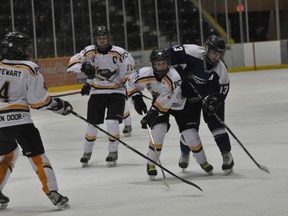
[140,110,159,129]
[50,98,73,116]
[203,95,221,115]
[132,95,147,115]
[81,83,91,96]
[81,62,95,79]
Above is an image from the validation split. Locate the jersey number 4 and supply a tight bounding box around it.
[0,81,10,102]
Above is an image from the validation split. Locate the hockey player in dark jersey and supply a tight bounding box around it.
[0,31,72,210]
[166,34,234,175]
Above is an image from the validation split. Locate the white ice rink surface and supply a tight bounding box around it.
[1,69,288,216]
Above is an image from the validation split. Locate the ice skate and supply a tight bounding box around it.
[122,125,132,137]
[200,161,214,175]
[47,191,70,210]
[106,151,118,167]
[0,191,9,209]
[147,164,157,180]
[222,152,234,175]
[80,152,92,167]
[178,152,190,171]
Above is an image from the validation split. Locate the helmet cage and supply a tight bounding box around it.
[150,48,170,80]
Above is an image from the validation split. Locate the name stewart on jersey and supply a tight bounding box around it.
[0,68,22,77]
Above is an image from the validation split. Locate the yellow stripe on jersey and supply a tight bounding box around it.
[0,63,36,77]
[153,100,169,113]
[127,89,141,97]
[84,50,96,57]
[30,96,52,109]
[68,59,81,68]
[91,82,119,89]
[162,76,172,90]
[0,104,30,111]
[136,77,157,84]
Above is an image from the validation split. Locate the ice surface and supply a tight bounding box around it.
[1,69,287,216]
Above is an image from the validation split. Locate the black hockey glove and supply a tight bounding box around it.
[140,110,159,129]
[50,98,73,116]
[203,95,221,115]
[81,62,95,79]
[132,95,147,115]
[81,83,91,96]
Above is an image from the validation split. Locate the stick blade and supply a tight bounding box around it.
[259,165,270,174]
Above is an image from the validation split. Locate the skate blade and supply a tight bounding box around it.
[207,171,214,176]
[82,163,88,168]
[57,202,70,210]
[149,176,156,181]
[224,169,233,175]
[123,132,131,137]
[107,161,117,167]
[0,203,8,209]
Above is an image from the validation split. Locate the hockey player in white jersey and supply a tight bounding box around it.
[0,31,72,210]
[127,49,213,179]
[67,26,133,167]
[167,34,234,175]
[122,53,135,137]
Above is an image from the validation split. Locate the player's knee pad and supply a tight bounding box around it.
[180,128,201,147]
[106,119,120,141]
[85,124,98,142]
[150,123,168,145]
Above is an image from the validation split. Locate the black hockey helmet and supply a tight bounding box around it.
[150,48,170,81]
[92,26,112,53]
[204,34,226,66]
[1,31,33,60]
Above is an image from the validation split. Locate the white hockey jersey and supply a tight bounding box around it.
[0,59,54,128]
[67,45,134,95]
[127,66,186,114]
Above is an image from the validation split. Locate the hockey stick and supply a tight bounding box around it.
[188,82,270,174]
[70,110,202,191]
[51,91,80,98]
[142,111,169,188]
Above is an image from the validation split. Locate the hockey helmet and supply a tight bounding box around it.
[1,31,33,60]
[204,34,226,66]
[150,48,170,81]
[92,26,112,53]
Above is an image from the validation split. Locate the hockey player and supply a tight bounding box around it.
[67,26,133,167]
[122,53,135,137]
[167,34,234,175]
[127,48,213,179]
[0,31,72,210]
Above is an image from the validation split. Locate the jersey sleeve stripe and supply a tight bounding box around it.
[30,96,52,109]
[153,101,169,113]
[67,60,81,69]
